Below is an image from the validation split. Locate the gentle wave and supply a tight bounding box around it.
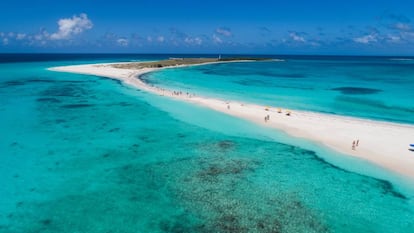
[389,58,414,61]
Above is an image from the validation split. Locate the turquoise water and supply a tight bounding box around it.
[1,55,414,232]
[144,57,414,124]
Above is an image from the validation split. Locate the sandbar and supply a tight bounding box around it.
[49,61,414,181]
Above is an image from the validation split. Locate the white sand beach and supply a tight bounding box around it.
[49,63,414,180]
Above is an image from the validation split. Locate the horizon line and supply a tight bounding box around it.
[0,52,413,58]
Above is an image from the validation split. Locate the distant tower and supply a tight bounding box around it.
[218,54,221,60]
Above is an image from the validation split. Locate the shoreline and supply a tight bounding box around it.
[48,62,414,181]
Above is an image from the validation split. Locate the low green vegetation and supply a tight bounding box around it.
[217,57,270,61]
[112,57,270,69]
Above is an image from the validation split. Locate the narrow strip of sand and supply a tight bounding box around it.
[49,63,414,181]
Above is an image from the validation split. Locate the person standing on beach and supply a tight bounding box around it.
[356,139,359,147]
[352,140,356,150]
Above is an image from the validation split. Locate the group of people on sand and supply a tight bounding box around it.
[276,108,291,116]
[352,139,360,150]
[148,84,198,99]
[262,107,294,123]
[153,86,298,124]
[168,90,195,98]
[172,91,183,95]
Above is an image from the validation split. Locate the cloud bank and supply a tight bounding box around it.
[1,11,414,54]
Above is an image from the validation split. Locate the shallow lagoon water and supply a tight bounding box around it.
[144,58,414,124]
[1,55,414,232]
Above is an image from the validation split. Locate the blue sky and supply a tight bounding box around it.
[1,0,414,55]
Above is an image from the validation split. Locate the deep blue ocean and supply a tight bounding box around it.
[1,54,414,233]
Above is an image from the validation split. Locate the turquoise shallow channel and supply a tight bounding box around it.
[143,56,414,124]
[0,54,414,233]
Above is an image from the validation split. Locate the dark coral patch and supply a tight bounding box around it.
[61,104,94,108]
[331,87,382,95]
[39,219,52,226]
[217,140,234,150]
[37,98,61,103]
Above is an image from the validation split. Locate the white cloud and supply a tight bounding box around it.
[0,32,4,37]
[216,27,232,37]
[401,31,414,40]
[34,29,49,41]
[117,38,128,46]
[353,34,377,44]
[194,37,202,45]
[184,37,203,45]
[393,22,411,31]
[289,32,306,42]
[16,33,26,40]
[157,36,165,43]
[387,35,401,43]
[3,38,9,45]
[34,34,43,41]
[213,34,222,44]
[147,36,153,42]
[50,13,93,40]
